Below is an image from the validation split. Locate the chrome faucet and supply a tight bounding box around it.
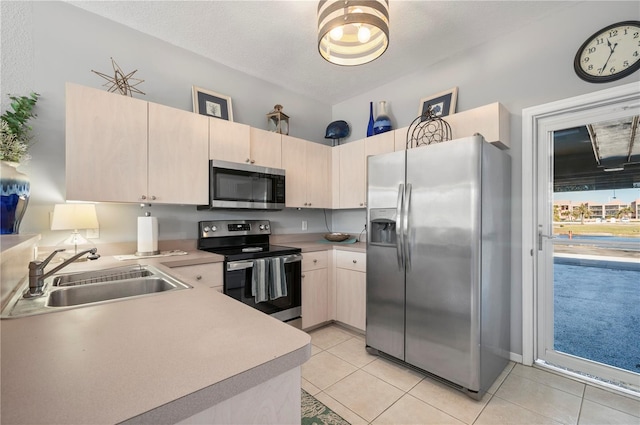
[25,248,100,298]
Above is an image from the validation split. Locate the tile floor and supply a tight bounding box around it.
[301,324,640,425]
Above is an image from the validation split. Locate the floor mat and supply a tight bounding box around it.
[301,389,351,425]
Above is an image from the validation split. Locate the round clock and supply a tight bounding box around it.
[574,20,640,83]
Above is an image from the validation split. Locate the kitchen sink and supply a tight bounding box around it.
[1,265,191,318]
[47,277,181,307]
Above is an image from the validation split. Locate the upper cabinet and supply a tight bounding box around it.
[209,118,251,163]
[250,128,282,168]
[209,121,282,168]
[148,103,209,204]
[281,135,331,209]
[66,83,209,204]
[66,83,148,203]
[333,132,395,209]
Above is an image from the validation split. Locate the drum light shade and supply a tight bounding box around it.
[318,0,390,66]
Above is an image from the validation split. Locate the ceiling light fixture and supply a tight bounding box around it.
[317,0,390,66]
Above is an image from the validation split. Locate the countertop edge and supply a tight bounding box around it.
[122,343,312,424]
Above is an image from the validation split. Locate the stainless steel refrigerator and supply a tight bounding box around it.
[366,135,511,399]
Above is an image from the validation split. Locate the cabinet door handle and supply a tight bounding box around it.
[196,275,202,280]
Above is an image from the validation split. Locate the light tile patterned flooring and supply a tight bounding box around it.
[302,324,640,425]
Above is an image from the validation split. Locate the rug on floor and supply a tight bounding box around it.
[301,389,351,425]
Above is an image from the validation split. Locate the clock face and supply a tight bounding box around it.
[574,21,640,83]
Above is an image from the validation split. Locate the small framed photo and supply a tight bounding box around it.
[192,86,233,121]
[418,87,458,119]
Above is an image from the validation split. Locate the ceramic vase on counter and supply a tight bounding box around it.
[373,100,392,135]
[367,101,375,137]
[0,161,30,234]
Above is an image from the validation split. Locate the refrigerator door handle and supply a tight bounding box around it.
[404,183,412,271]
[396,184,405,270]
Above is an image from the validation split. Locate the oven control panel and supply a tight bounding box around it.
[199,220,271,238]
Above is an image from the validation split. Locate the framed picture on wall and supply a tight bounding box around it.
[192,86,234,121]
[418,87,458,119]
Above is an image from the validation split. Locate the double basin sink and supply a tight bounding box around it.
[1,264,191,318]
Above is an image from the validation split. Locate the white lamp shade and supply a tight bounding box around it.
[51,204,99,230]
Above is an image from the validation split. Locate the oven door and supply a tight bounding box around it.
[224,254,302,321]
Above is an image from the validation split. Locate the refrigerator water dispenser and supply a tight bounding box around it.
[369,208,397,246]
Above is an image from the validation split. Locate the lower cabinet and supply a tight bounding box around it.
[335,251,366,332]
[301,251,329,330]
[167,262,223,293]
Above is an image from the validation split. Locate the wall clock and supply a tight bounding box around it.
[574,20,640,83]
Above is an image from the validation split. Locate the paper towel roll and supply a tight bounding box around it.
[136,216,160,256]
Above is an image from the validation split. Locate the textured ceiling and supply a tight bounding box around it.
[65,0,574,105]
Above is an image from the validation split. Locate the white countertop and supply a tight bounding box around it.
[0,250,311,424]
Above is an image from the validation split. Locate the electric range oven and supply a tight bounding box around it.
[197,220,302,324]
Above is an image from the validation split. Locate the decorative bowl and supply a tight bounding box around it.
[324,232,350,242]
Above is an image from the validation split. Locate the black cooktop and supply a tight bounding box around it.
[200,244,301,261]
[196,219,301,261]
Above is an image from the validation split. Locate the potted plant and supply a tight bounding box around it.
[0,92,39,234]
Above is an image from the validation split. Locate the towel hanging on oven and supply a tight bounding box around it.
[269,257,287,300]
[251,257,288,303]
[251,259,269,303]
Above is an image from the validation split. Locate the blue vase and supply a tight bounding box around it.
[373,101,392,135]
[366,102,375,137]
[0,161,30,234]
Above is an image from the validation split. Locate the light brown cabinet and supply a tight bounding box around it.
[250,128,282,168]
[301,251,329,330]
[168,262,224,293]
[66,83,209,204]
[209,118,251,163]
[209,121,282,168]
[334,132,394,209]
[335,250,366,331]
[281,135,331,208]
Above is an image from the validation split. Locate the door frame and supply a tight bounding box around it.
[521,81,640,367]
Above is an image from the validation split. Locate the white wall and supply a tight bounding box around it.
[330,1,640,356]
[1,1,334,246]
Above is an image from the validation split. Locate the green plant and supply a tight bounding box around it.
[0,92,40,163]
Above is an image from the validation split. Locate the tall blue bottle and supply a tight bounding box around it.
[366,101,375,137]
[373,100,392,135]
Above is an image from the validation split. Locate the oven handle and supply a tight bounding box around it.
[226,254,302,272]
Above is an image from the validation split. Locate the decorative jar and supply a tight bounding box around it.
[373,101,392,134]
[0,161,30,234]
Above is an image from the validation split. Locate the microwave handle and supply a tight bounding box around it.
[226,254,302,272]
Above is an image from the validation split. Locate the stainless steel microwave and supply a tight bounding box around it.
[198,160,286,210]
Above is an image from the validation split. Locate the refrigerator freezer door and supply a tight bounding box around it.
[404,136,483,391]
[366,149,406,360]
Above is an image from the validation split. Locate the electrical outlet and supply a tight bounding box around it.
[302,220,308,231]
[86,228,100,239]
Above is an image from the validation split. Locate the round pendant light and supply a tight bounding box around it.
[317,0,390,66]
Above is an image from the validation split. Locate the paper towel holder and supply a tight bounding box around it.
[135,211,160,256]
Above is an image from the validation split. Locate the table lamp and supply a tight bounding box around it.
[51,204,99,259]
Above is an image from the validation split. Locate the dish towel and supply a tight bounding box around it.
[269,257,288,300]
[251,259,269,303]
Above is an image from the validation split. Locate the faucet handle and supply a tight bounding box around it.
[30,248,66,270]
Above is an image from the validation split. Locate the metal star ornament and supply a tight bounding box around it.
[91,57,145,96]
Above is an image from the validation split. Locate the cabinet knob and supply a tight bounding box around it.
[313,259,318,263]
[301,274,306,278]
[250,159,255,164]
[196,275,202,280]
[359,203,364,206]
[151,195,157,201]
[353,259,357,263]
[141,195,147,200]
[308,203,312,206]
[246,158,251,163]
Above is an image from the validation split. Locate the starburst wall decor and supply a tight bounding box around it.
[91,57,145,96]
